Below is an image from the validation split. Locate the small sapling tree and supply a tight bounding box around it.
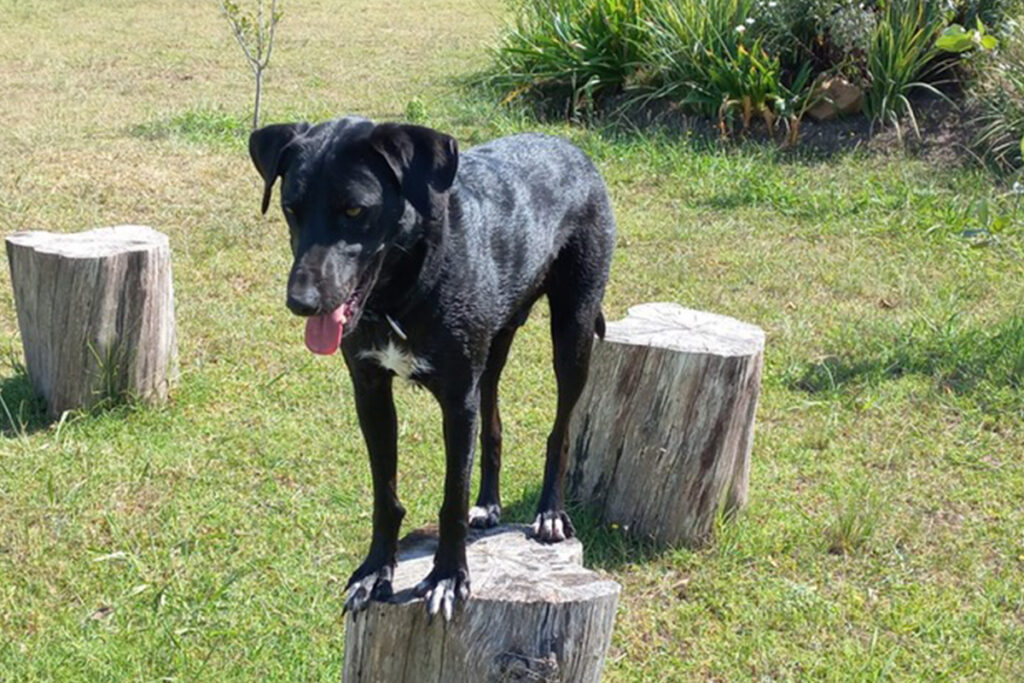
[217,0,281,129]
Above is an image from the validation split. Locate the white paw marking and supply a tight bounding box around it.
[360,340,431,380]
[531,513,565,541]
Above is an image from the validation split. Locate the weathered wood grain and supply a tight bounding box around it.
[6,225,177,417]
[567,303,765,547]
[343,525,620,683]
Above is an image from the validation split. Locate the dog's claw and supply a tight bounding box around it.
[530,510,575,543]
[344,582,371,614]
[414,569,470,621]
[468,503,502,529]
[344,565,394,614]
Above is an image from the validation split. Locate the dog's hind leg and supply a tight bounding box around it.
[469,326,518,529]
[531,237,610,543]
[342,359,405,613]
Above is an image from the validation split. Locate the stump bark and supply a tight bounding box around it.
[6,225,177,417]
[567,303,765,547]
[343,525,620,683]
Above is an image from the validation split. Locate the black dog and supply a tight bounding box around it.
[249,117,615,618]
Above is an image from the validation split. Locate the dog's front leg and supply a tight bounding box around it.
[343,359,405,614]
[414,384,479,620]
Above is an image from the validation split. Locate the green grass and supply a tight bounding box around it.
[132,106,251,146]
[2,0,1024,680]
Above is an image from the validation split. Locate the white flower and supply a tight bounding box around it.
[746,17,755,25]
[735,24,746,33]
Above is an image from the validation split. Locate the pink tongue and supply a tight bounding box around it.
[304,307,346,355]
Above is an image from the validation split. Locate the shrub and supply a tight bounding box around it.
[485,0,649,114]
[640,0,825,138]
[969,17,1024,170]
[640,0,770,118]
[755,0,876,74]
[954,0,1018,29]
[482,0,1020,144]
[862,0,952,136]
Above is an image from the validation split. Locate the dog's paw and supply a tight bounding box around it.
[530,510,575,543]
[413,567,470,622]
[344,563,395,615]
[468,503,502,529]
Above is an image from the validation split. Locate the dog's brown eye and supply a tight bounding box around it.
[344,206,363,218]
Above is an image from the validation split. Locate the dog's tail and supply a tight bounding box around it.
[595,311,606,340]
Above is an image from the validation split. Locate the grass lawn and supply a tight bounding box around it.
[2,1,1024,680]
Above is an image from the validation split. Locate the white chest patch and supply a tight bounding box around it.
[360,340,431,380]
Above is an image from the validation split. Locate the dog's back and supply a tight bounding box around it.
[445,134,616,333]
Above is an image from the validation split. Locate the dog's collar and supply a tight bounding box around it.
[357,310,408,341]
[363,206,450,334]
[369,212,448,323]
[385,314,408,341]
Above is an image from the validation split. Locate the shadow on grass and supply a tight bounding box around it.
[0,373,51,437]
[788,313,1024,409]
[502,485,673,572]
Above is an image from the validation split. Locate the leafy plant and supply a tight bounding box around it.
[482,0,1024,148]
[640,0,822,142]
[773,61,819,145]
[405,96,428,124]
[755,0,877,73]
[952,0,1018,30]
[862,0,952,137]
[824,481,881,556]
[936,18,999,53]
[218,0,282,129]
[640,0,778,128]
[484,0,648,115]
[966,16,1024,170]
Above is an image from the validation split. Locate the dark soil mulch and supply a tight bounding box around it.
[534,90,982,166]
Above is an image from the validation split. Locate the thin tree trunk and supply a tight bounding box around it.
[252,68,262,130]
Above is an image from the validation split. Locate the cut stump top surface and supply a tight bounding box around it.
[6,225,168,259]
[605,302,765,357]
[387,525,619,605]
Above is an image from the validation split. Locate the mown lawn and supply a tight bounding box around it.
[2,1,1023,680]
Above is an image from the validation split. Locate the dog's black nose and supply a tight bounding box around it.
[287,288,320,316]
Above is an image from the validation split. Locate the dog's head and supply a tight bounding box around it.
[249,117,458,355]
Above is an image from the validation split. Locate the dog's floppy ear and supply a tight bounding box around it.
[249,122,309,214]
[369,123,459,218]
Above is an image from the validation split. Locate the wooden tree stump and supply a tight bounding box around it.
[567,303,765,547]
[343,525,620,683]
[6,225,178,417]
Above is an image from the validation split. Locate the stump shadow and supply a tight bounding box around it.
[364,489,686,608]
[0,373,51,436]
